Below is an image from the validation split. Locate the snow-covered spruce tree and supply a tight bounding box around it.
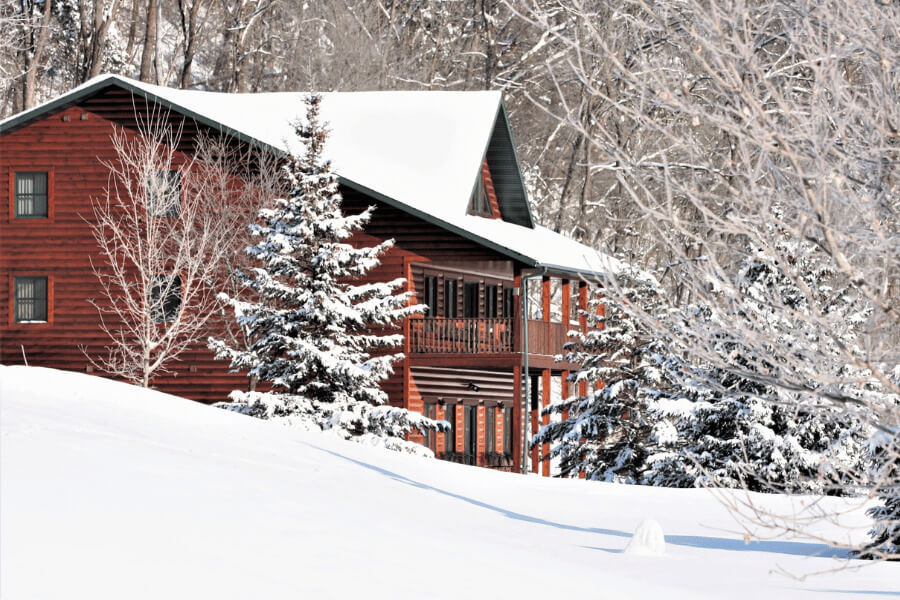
[861,426,900,559]
[644,231,873,494]
[532,266,680,482]
[209,95,445,455]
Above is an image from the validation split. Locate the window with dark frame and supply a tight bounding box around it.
[464,405,477,465]
[486,406,496,454]
[444,404,456,454]
[14,276,48,322]
[463,282,479,318]
[503,287,515,318]
[149,274,182,323]
[424,402,436,451]
[485,285,498,318]
[147,170,181,217]
[468,175,492,217]
[14,172,48,218]
[424,275,437,317]
[444,279,458,318]
[504,405,513,455]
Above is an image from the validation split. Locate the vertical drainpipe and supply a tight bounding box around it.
[521,266,548,475]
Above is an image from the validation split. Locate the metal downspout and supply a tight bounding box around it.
[521,266,548,474]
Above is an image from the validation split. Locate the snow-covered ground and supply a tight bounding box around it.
[1,365,896,599]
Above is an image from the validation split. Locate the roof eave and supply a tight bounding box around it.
[337,177,539,269]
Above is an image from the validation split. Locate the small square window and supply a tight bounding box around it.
[147,170,181,217]
[14,172,48,218]
[149,274,181,323]
[14,276,48,322]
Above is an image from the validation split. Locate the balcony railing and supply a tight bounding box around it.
[526,319,570,357]
[409,317,513,353]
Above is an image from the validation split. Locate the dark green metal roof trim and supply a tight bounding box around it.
[497,102,536,228]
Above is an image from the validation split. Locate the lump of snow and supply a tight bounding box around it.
[623,520,666,557]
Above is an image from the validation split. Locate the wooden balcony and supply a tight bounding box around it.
[526,319,571,357]
[409,317,513,353]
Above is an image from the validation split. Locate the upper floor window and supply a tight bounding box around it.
[486,284,498,318]
[14,172,48,218]
[444,279,458,318]
[503,287,515,318]
[463,282,479,318]
[14,276,48,323]
[424,275,437,317]
[468,175,491,217]
[149,274,182,323]
[147,170,181,217]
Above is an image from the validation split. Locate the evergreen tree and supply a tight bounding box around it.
[533,267,678,482]
[210,95,445,455]
[645,230,873,493]
[864,428,900,559]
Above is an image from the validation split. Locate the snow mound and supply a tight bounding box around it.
[624,519,666,557]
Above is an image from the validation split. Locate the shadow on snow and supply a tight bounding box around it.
[310,442,849,559]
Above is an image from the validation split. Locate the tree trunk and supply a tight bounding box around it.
[139,0,158,82]
[22,0,53,110]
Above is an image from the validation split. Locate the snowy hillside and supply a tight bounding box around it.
[1,366,896,599]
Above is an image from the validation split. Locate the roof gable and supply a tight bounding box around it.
[484,107,534,228]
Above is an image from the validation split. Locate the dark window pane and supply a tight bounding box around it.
[464,282,479,318]
[14,172,48,218]
[485,285,498,318]
[486,407,495,454]
[14,276,48,322]
[444,279,457,318]
[150,274,182,323]
[424,402,436,451]
[481,179,491,215]
[444,404,456,454]
[504,406,513,455]
[424,275,437,317]
[464,405,477,465]
[503,288,515,318]
[147,170,181,217]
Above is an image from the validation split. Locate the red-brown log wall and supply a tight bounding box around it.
[1,103,524,441]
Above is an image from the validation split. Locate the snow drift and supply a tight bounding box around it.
[1,365,895,599]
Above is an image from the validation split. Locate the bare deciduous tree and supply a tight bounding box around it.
[518,0,899,558]
[86,115,250,387]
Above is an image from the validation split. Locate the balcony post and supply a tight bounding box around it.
[561,278,571,421]
[578,281,588,479]
[513,364,522,473]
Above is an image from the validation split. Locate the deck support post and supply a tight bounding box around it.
[578,281,589,479]
[560,278,571,422]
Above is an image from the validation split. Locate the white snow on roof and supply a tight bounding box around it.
[3,74,616,277]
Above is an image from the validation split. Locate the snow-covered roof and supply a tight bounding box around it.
[0,74,614,278]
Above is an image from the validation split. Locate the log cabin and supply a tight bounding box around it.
[0,74,614,475]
